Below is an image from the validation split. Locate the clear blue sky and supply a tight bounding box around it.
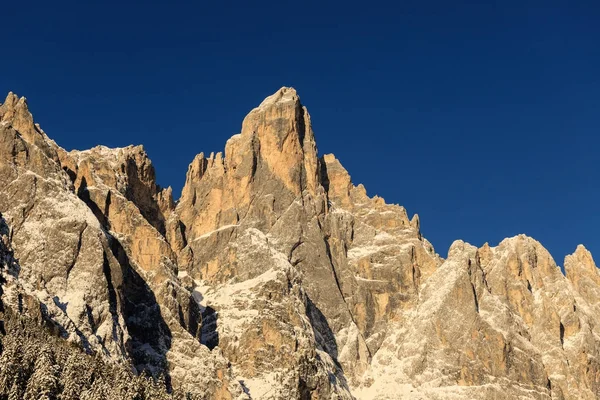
[2,1,599,265]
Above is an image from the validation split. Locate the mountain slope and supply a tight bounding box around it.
[1,88,600,399]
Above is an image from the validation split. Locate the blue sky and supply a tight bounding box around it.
[2,1,599,265]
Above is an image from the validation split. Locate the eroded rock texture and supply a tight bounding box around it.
[2,88,600,399]
[0,93,234,399]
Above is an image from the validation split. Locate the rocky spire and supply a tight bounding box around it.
[320,153,353,207]
[565,244,600,307]
[177,87,322,240]
[239,86,319,196]
[565,244,598,276]
[0,92,58,162]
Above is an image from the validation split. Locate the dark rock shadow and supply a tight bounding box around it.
[101,252,126,356]
[76,176,175,388]
[306,296,338,360]
[306,296,355,395]
[0,261,5,323]
[77,177,110,228]
[62,165,77,183]
[318,156,330,194]
[107,237,173,388]
[124,157,167,236]
[184,295,202,340]
[200,305,219,350]
[0,214,19,279]
[52,296,67,312]
[0,216,7,316]
[239,380,250,396]
[187,287,218,350]
[1,214,16,336]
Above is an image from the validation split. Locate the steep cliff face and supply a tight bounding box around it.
[1,88,600,399]
[0,93,235,398]
[356,237,600,399]
[0,93,131,361]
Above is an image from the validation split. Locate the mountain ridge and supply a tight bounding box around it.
[1,87,600,399]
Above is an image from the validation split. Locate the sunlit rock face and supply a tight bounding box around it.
[2,88,600,399]
[0,93,234,399]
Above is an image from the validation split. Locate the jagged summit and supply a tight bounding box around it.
[254,86,299,110]
[570,243,593,259]
[76,143,146,155]
[2,88,600,399]
[2,91,22,109]
[1,92,31,126]
[1,92,32,133]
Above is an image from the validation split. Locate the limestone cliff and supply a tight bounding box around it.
[1,88,600,399]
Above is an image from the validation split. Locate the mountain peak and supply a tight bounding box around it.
[2,91,19,107]
[1,91,60,163]
[1,91,30,126]
[565,243,597,274]
[255,86,299,110]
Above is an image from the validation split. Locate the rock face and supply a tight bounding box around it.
[0,93,234,398]
[1,88,600,399]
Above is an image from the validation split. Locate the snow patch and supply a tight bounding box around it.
[192,224,239,241]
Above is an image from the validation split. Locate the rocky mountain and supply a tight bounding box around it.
[1,87,600,399]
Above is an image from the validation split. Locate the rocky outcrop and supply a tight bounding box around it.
[0,93,235,398]
[173,88,355,397]
[2,88,600,399]
[0,93,131,361]
[355,236,600,399]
